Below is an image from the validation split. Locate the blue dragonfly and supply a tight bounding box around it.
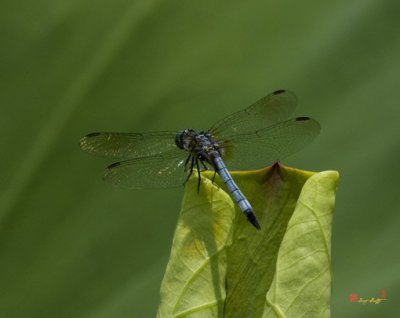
[80,90,320,230]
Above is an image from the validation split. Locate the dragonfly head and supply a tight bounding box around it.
[175,129,197,150]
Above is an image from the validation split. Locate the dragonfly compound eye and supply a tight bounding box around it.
[175,132,184,149]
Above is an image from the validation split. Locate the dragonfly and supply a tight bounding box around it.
[80,89,320,230]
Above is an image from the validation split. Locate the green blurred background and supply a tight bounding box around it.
[1,0,399,317]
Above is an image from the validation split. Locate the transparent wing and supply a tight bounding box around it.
[103,149,190,189]
[219,117,321,170]
[209,90,297,139]
[79,131,178,159]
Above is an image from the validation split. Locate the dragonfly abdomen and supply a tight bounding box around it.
[212,155,261,230]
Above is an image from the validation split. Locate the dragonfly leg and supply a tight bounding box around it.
[184,154,192,172]
[211,170,217,184]
[207,160,218,186]
[196,158,201,193]
[199,160,208,171]
[183,155,195,185]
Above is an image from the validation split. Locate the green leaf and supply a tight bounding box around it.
[157,165,339,318]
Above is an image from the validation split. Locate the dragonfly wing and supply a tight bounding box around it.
[220,117,321,170]
[209,90,297,139]
[80,131,178,159]
[103,149,190,189]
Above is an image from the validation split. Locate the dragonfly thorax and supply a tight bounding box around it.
[175,129,222,163]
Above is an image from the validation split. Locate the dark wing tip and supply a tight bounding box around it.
[79,132,99,144]
[85,132,102,138]
[103,162,122,184]
[106,162,121,169]
[79,132,107,152]
[273,89,286,95]
[79,133,99,151]
[295,117,321,133]
[295,116,311,121]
